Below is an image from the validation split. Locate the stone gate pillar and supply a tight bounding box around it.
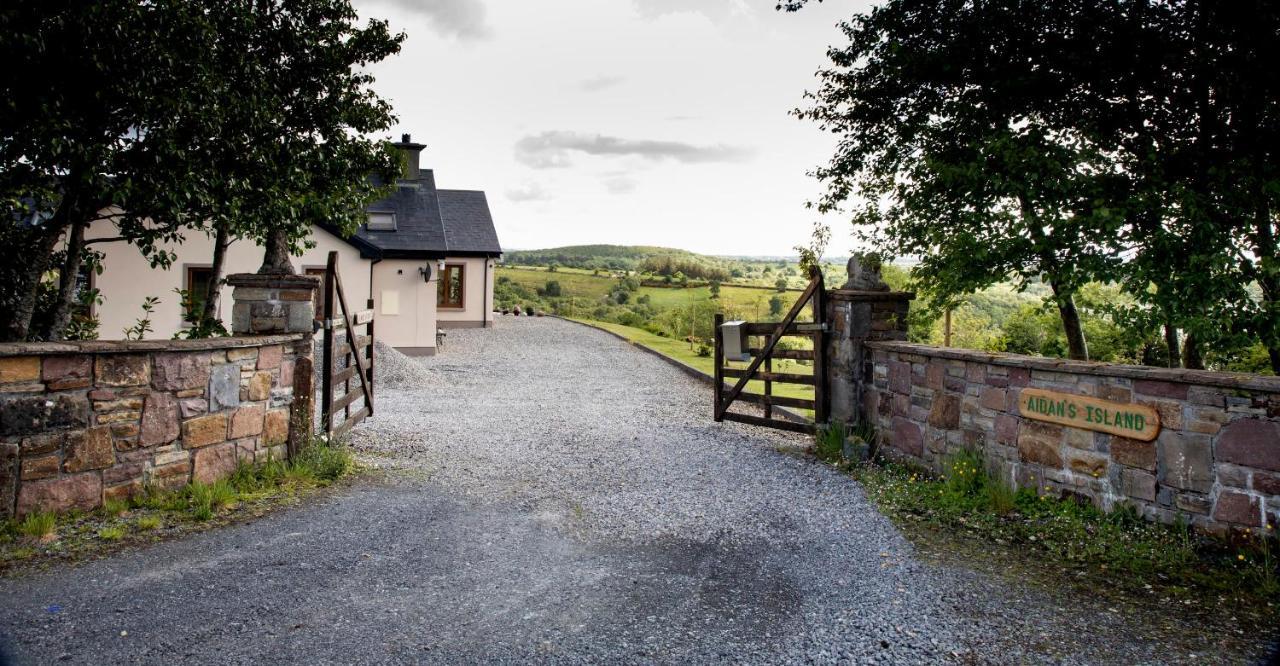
[227,273,319,456]
[825,256,914,427]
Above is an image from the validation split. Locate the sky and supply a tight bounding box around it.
[351,0,873,257]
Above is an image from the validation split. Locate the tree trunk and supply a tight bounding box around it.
[1,230,61,341]
[1182,332,1205,370]
[43,218,89,341]
[1250,201,1280,375]
[258,228,294,275]
[201,224,230,325]
[1050,282,1089,361]
[1163,323,1181,368]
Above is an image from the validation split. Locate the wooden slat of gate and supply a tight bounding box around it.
[721,412,814,434]
[746,348,814,360]
[722,368,815,384]
[733,392,815,410]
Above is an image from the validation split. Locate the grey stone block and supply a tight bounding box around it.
[208,363,241,412]
[231,303,251,335]
[286,303,315,333]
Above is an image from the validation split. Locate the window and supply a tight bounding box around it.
[184,266,216,321]
[438,264,464,309]
[366,212,396,231]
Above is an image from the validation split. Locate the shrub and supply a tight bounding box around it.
[293,440,355,482]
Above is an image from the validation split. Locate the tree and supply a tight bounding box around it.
[1102,1,1280,373]
[795,0,1133,360]
[768,295,785,318]
[183,0,402,329]
[0,0,403,341]
[774,276,788,292]
[1,1,214,340]
[708,280,721,299]
[791,0,1280,373]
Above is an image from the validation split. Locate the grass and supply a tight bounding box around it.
[101,498,130,518]
[1,437,356,573]
[17,512,56,541]
[849,448,1280,602]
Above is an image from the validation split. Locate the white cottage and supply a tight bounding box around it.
[88,135,501,355]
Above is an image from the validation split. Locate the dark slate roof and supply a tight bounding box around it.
[438,190,502,256]
[341,170,501,259]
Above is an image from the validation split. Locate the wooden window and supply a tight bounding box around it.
[438,263,464,309]
[306,267,327,321]
[184,265,215,320]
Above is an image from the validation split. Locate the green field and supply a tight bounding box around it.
[498,266,807,320]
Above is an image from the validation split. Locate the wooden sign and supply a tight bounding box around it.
[1018,388,1160,441]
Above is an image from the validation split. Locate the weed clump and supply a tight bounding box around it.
[17,512,56,541]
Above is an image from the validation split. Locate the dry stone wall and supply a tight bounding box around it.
[0,335,307,518]
[861,342,1280,533]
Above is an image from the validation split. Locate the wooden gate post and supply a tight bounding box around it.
[713,312,724,421]
[321,252,337,434]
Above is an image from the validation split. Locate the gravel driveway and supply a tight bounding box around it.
[1,317,1274,664]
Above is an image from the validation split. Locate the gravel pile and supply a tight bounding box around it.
[367,340,433,390]
[313,338,435,391]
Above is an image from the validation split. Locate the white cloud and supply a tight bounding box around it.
[363,0,492,40]
[505,181,551,202]
[603,176,638,194]
[631,0,752,21]
[514,131,755,169]
[580,75,627,92]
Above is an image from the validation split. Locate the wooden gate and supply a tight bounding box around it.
[320,250,375,437]
[713,267,827,434]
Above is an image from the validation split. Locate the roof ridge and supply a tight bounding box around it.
[432,176,451,252]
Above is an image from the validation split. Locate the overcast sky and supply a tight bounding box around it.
[352,0,871,256]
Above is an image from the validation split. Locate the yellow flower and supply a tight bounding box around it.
[1238,554,1245,561]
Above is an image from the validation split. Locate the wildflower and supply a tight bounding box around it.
[1238,554,1245,561]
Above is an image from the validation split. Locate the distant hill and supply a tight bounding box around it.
[504,245,699,262]
[502,244,788,283]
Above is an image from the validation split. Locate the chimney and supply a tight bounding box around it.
[394,133,425,181]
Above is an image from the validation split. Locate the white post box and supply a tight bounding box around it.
[721,320,750,362]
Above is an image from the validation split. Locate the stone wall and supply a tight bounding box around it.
[0,335,308,518]
[860,341,1280,533]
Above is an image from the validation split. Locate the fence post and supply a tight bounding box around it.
[367,297,375,418]
[713,313,724,421]
[813,269,829,425]
[321,252,337,435]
